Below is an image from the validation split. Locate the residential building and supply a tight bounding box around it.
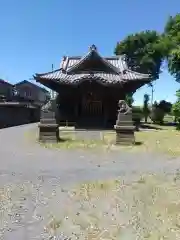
[14,80,50,106]
[0,79,13,101]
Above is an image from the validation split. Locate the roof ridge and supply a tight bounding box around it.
[0,79,13,85]
[66,56,82,59]
[15,80,49,92]
[35,68,62,77]
[126,68,151,78]
[66,47,121,74]
[65,55,123,60]
[105,56,123,59]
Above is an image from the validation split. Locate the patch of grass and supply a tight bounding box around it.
[40,130,104,150]
[24,127,38,142]
[146,114,175,124]
[104,125,180,156]
[2,172,180,238]
[26,125,180,156]
[41,139,105,150]
[52,174,180,239]
[135,126,180,156]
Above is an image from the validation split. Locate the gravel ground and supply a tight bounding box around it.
[0,123,180,239]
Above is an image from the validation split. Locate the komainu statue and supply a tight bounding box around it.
[41,101,52,112]
[41,99,57,114]
[116,100,132,123]
[38,99,59,143]
[118,100,131,113]
[114,100,135,145]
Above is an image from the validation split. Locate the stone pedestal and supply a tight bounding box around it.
[114,125,135,145]
[114,100,135,145]
[38,100,59,143]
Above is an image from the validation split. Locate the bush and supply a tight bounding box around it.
[172,101,180,129]
[176,119,180,130]
[150,106,165,124]
[132,106,143,127]
[158,100,172,114]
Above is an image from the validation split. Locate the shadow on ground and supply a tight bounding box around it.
[140,122,177,130]
[135,141,143,145]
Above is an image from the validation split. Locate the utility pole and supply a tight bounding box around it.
[151,83,154,107]
[149,82,154,107]
[51,64,55,99]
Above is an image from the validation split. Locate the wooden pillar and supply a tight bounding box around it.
[103,107,107,128]
[102,94,108,128]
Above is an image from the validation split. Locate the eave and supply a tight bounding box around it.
[34,73,125,87]
[34,69,152,90]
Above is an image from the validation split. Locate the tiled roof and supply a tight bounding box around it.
[0,79,13,86]
[35,45,151,85]
[35,69,150,85]
[66,48,121,74]
[61,55,128,72]
[15,80,49,93]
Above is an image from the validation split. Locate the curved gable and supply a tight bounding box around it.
[66,45,121,74]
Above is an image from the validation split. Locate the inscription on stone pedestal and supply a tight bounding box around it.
[40,111,56,125]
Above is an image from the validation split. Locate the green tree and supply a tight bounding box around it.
[125,93,134,107]
[143,94,150,123]
[164,14,180,82]
[158,100,172,114]
[172,89,180,128]
[149,100,172,125]
[114,31,168,80]
[150,102,165,125]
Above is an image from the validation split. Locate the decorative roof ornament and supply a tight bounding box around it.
[89,44,97,51]
[60,56,67,68]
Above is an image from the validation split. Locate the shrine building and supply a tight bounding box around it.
[34,45,152,128]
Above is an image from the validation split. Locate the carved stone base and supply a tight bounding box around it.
[114,125,135,145]
[38,123,60,143]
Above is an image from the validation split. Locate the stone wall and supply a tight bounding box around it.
[0,103,40,128]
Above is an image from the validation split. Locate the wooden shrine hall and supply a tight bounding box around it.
[34,45,152,128]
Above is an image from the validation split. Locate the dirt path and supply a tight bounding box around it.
[0,123,179,239]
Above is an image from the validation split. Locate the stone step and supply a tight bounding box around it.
[117,133,134,137]
[116,135,135,140]
[116,122,134,126]
[40,132,58,136]
[117,138,134,142]
[39,136,59,142]
[116,141,135,145]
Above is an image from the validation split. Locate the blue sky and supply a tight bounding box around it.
[0,0,179,105]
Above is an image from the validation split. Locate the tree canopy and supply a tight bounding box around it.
[158,100,172,114]
[114,13,180,82]
[114,31,167,80]
[172,89,180,127]
[125,93,134,107]
[164,14,180,82]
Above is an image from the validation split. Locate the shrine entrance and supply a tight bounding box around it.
[78,91,105,128]
[81,92,103,117]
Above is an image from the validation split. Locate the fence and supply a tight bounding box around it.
[0,102,40,128]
